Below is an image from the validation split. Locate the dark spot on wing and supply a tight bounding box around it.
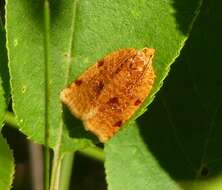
[93,81,104,95]
[98,59,104,67]
[106,97,121,111]
[108,97,119,104]
[134,99,142,106]
[114,120,122,127]
[75,79,83,86]
[98,81,104,91]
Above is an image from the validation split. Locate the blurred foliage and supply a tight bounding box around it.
[0,133,14,190]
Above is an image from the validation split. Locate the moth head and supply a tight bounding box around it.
[142,48,155,60]
[130,48,155,71]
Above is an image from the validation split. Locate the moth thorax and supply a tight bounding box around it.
[142,48,155,59]
[130,54,147,72]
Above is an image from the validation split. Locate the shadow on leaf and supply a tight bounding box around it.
[138,0,222,183]
[62,104,98,143]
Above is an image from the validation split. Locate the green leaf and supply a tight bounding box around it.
[0,24,10,127]
[137,0,222,189]
[6,0,93,152]
[181,176,222,190]
[0,133,15,190]
[105,122,182,190]
[0,77,6,127]
[0,18,13,190]
[6,0,200,152]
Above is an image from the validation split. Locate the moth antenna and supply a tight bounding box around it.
[130,48,155,89]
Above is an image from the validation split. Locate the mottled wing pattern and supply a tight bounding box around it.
[60,48,137,118]
[60,48,155,143]
[85,48,155,142]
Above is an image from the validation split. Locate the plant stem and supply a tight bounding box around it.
[59,152,75,190]
[78,146,105,162]
[49,149,62,190]
[50,1,79,189]
[43,0,50,190]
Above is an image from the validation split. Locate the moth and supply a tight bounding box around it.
[60,48,155,143]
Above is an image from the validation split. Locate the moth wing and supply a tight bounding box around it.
[60,48,137,119]
[84,49,155,142]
